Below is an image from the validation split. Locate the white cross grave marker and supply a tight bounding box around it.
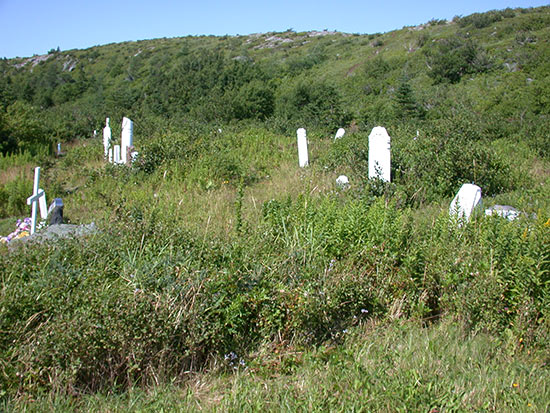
[121,117,134,164]
[368,126,391,182]
[335,128,345,140]
[297,128,309,168]
[103,117,112,158]
[449,183,482,224]
[26,167,48,235]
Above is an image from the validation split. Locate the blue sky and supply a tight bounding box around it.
[0,0,548,58]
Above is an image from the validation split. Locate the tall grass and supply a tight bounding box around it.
[4,320,549,412]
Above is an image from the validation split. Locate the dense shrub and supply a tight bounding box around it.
[275,77,349,130]
[424,37,492,84]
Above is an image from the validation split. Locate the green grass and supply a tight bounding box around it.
[4,319,549,412]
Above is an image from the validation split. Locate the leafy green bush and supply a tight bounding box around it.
[424,37,492,84]
[275,77,349,130]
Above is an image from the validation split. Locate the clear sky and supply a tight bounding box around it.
[0,0,548,58]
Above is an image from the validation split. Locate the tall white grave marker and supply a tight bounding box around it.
[103,118,112,158]
[334,128,345,140]
[368,126,391,182]
[449,183,482,224]
[121,117,134,164]
[26,167,48,235]
[113,145,121,164]
[297,128,309,168]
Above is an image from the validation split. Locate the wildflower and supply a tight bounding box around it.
[224,351,238,362]
[545,218,550,228]
[361,309,369,314]
[513,382,519,388]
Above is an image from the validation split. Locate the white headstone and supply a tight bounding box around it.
[113,145,121,164]
[297,128,308,168]
[336,175,349,189]
[38,189,47,219]
[449,183,482,223]
[121,117,134,164]
[57,143,61,155]
[108,148,113,163]
[103,118,112,158]
[335,128,345,140]
[368,126,391,182]
[26,167,47,235]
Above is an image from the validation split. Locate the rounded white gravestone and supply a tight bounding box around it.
[334,128,345,140]
[103,118,112,158]
[368,126,391,182]
[449,183,482,223]
[297,128,309,168]
[336,175,349,189]
[121,117,134,164]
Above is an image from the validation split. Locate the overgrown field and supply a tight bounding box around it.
[1,6,550,411]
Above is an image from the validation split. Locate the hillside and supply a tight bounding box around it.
[1,6,550,411]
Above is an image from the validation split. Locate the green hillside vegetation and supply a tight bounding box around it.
[1,6,550,411]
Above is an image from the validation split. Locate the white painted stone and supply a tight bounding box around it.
[449,183,482,223]
[368,126,391,182]
[336,175,349,189]
[335,128,345,140]
[103,118,112,158]
[121,117,134,164]
[113,145,121,164]
[26,167,47,235]
[297,128,309,168]
[485,205,520,221]
[38,188,47,219]
[57,143,61,155]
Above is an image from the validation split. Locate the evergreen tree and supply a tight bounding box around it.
[395,81,424,119]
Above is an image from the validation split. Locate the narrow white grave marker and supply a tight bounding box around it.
[297,128,308,168]
[113,145,121,164]
[368,126,391,182]
[121,117,134,164]
[103,118,112,158]
[449,183,482,223]
[57,143,61,155]
[335,128,345,140]
[38,189,47,219]
[108,148,113,163]
[26,167,47,235]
